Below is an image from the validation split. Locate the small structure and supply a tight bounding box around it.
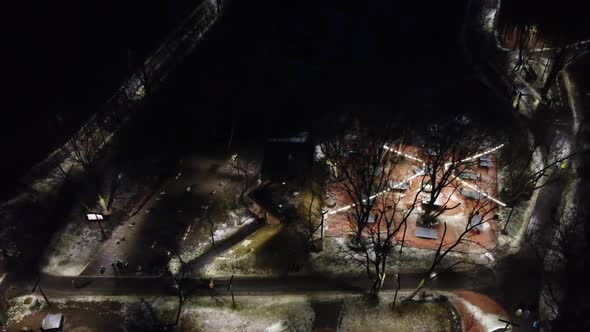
[458,170,480,181]
[415,226,438,240]
[460,188,482,200]
[468,213,484,232]
[41,313,64,331]
[247,181,290,225]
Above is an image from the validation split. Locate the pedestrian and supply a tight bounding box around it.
[209,278,215,297]
[72,279,77,288]
[523,308,531,320]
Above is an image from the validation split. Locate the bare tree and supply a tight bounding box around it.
[204,207,216,247]
[321,123,425,298]
[348,190,421,299]
[498,136,573,233]
[321,124,399,244]
[401,191,497,304]
[169,252,189,327]
[67,124,100,174]
[302,188,326,250]
[416,122,490,226]
[539,42,587,101]
[528,204,587,331]
[227,154,260,210]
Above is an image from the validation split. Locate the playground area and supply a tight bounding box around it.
[324,144,502,253]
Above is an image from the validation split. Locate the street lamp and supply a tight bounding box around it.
[86,212,106,239]
[85,213,104,221]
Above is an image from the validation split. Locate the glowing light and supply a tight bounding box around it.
[458,178,507,207]
[328,144,506,215]
[460,144,504,163]
[383,145,424,163]
[86,213,104,221]
[327,171,424,215]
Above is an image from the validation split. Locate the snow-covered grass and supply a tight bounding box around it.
[495,147,543,257]
[181,295,314,332]
[339,292,456,332]
[310,237,488,277]
[169,210,255,274]
[41,210,103,276]
[451,296,507,332]
[5,294,314,332]
[200,223,285,276]
[40,172,141,276]
[5,292,472,332]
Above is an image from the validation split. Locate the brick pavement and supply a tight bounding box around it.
[325,145,499,253]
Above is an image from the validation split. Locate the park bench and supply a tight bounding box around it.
[460,188,482,200]
[458,170,480,181]
[479,154,492,168]
[468,214,484,232]
[415,226,438,239]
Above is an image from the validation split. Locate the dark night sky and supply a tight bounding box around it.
[3,0,195,196]
[2,0,588,198]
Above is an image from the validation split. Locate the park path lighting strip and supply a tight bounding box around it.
[444,144,505,169]
[383,144,424,163]
[329,144,506,215]
[327,172,425,215]
[457,178,507,207]
[460,144,505,163]
[449,143,507,206]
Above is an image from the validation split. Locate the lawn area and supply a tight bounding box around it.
[201,223,310,276]
[4,292,463,332]
[339,294,459,332]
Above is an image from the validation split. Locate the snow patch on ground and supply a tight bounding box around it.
[310,237,485,276]
[6,295,47,325]
[455,297,506,332]
[182,295,314,332]
[41,212,103,276]
[339,293,454,331]
[169,210,253,274]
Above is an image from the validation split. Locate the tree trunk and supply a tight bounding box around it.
[401,278,427,305]
[369,272,386,299]
[502,206,514,234]
[174,297,183,325]
[36,284,51,306]
[399,221,408,254]
[206,216,215,247]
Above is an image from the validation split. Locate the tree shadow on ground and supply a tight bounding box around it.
[253,223,310,276]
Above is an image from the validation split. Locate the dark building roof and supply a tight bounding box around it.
[261,132,314,184]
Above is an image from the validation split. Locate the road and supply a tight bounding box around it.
[11,269,495,299]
